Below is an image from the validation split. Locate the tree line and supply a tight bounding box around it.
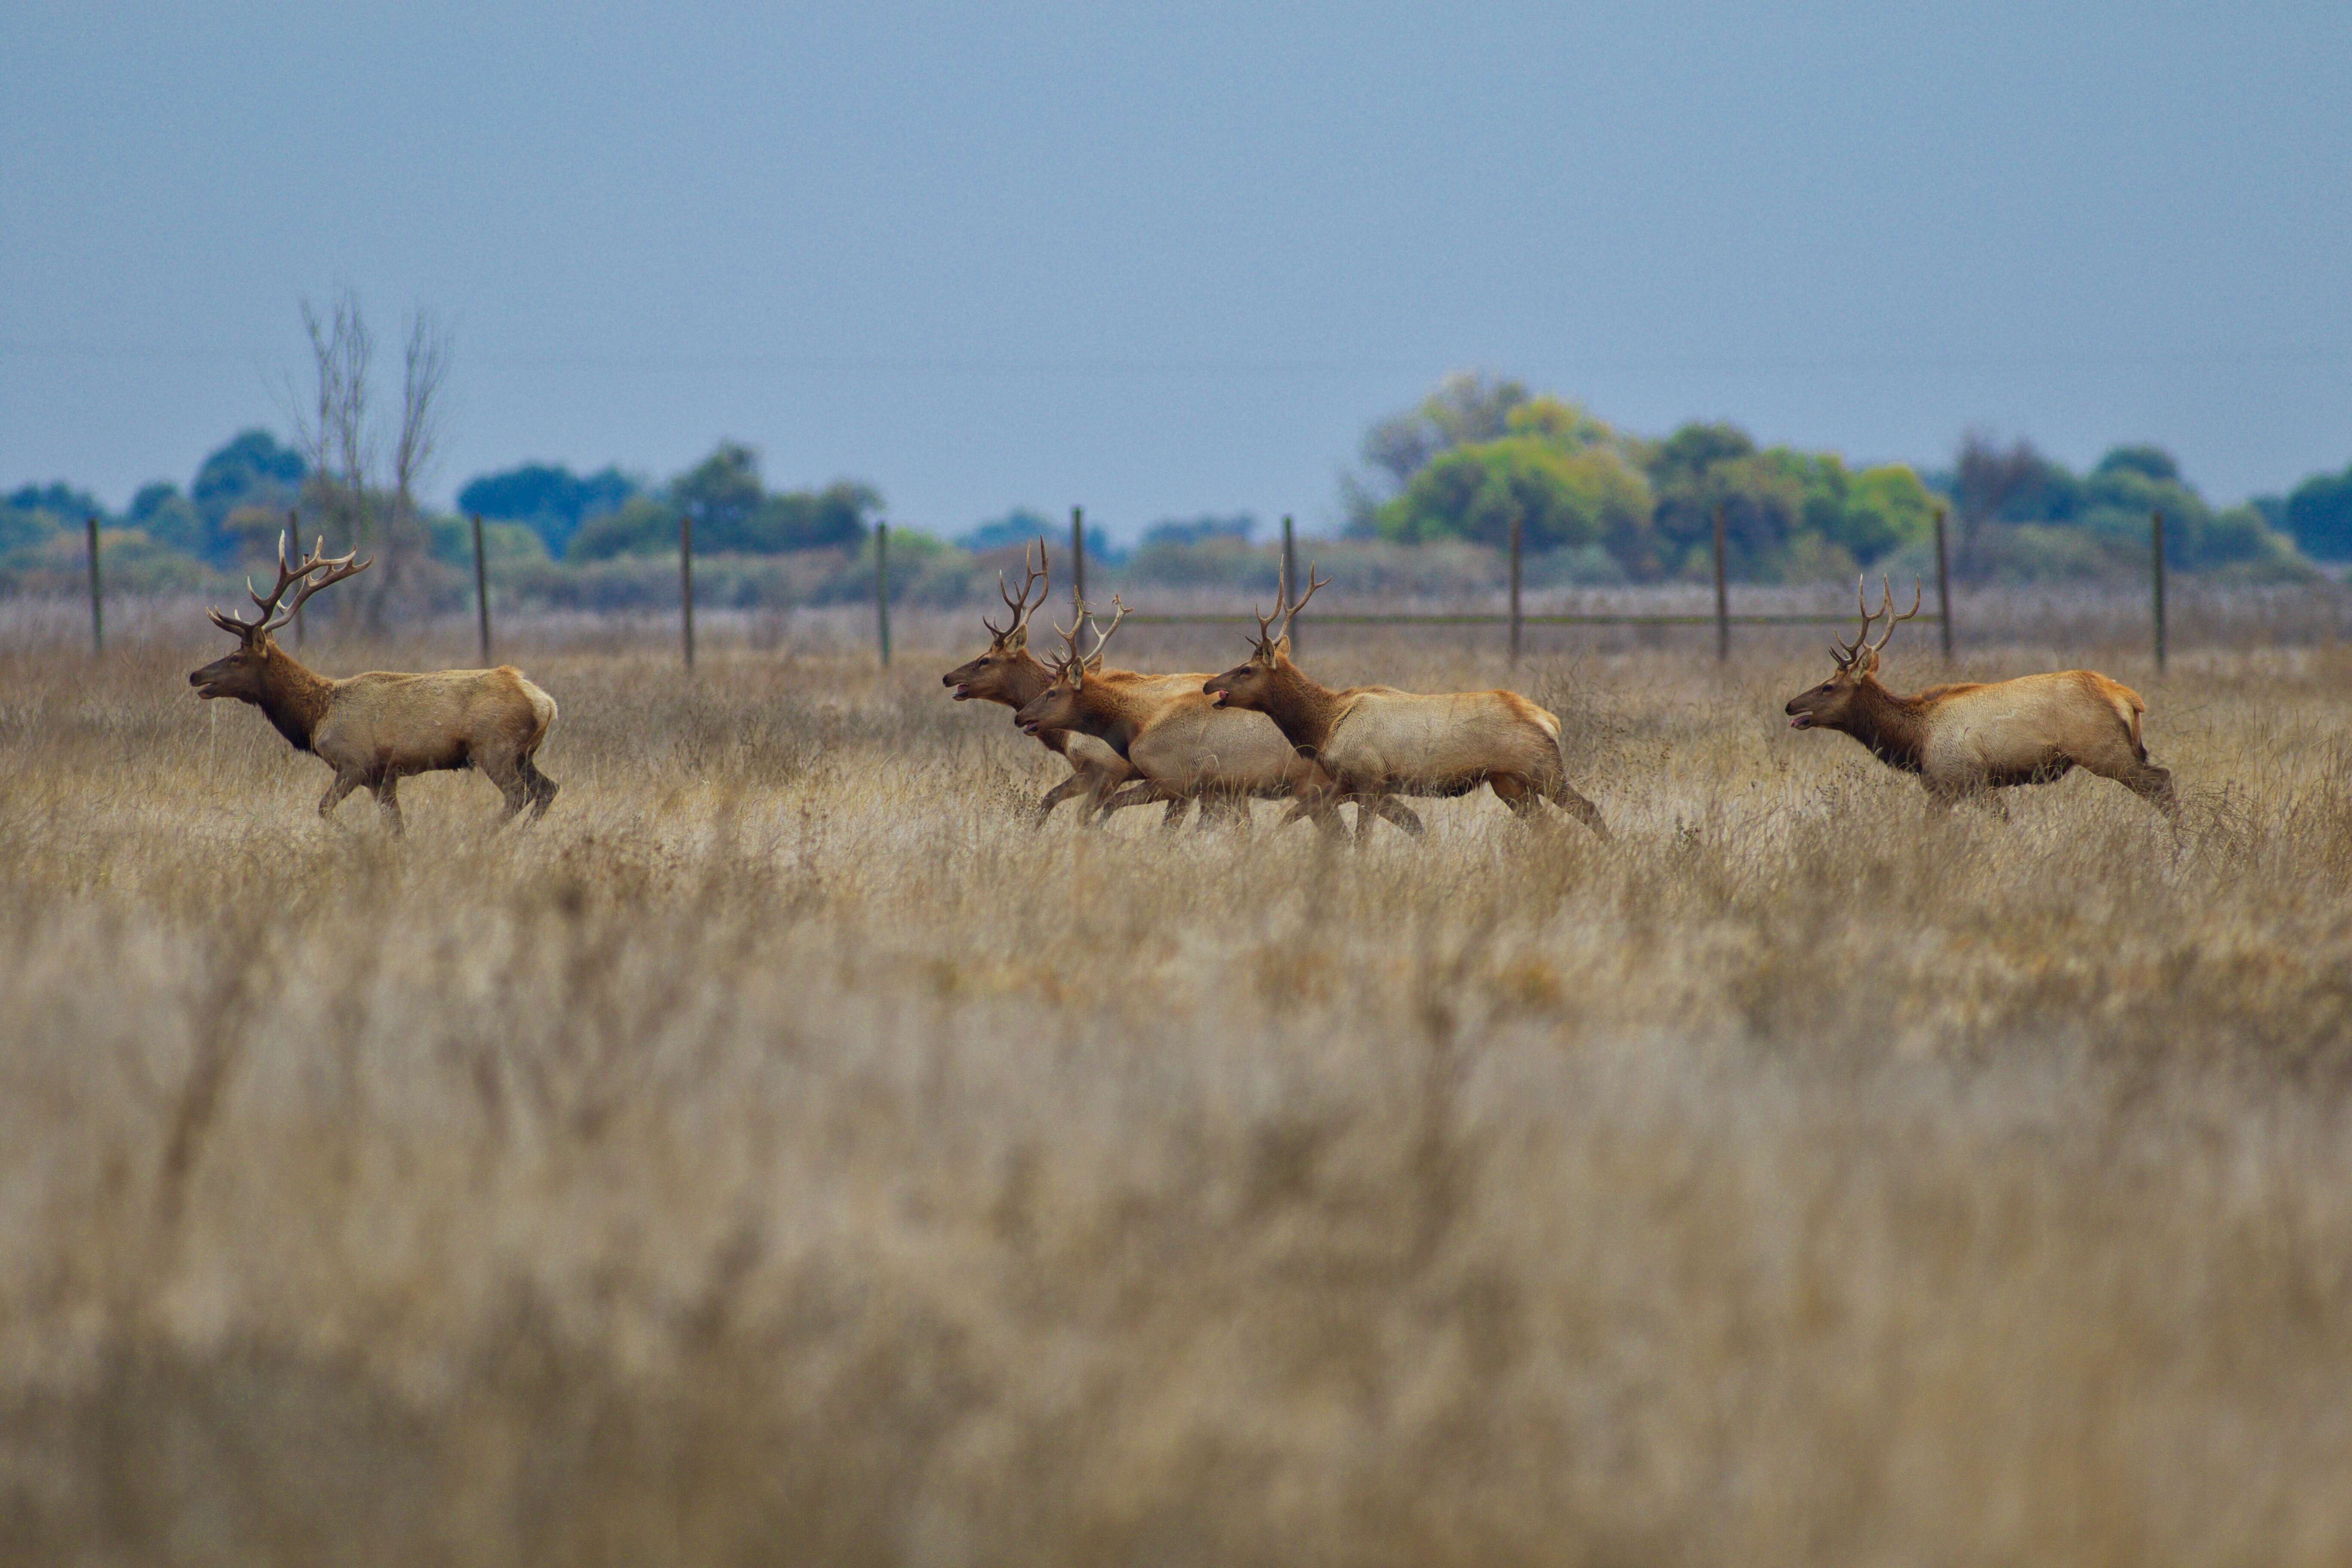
[9,364,2352,600]
[1346,372,2328,584]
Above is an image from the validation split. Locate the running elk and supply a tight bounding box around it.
[942,541,1144,824]
[1783,577,2175,815]
[1200,569,1608,842]
[1011,598,1423,833]
[189,533,560,833]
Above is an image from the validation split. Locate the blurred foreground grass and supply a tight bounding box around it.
[2,622,2349,1565]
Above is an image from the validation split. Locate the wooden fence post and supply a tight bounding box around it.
[875,521,892,667]
[1711,503,1730,662]
[85,515,102,655]
[680,510,696,673]
[1071,506,1087,619]
[1282,514,1301,655]
[2151,510,2167,673]
[1508,511,1523,666]
[471,513,492,665]
[1933,506,1954,660]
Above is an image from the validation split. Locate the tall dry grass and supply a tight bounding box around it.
[2,614,2351,1565]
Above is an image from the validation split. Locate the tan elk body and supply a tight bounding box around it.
[1010,600,1423,832]
[1784,580,2175,814]
[1199,571,1607,841]
[189,536,559,832]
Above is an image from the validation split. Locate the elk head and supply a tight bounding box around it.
[943,539,1049,702]
[1013,595,1127,737]
[1785,576,1920,731]
[189,530,371,701]
[1203,563,1326,712]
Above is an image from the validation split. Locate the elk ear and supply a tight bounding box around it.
[1270,634,1291,662]
[1004,624,1028,652]
[1856,646,1880,677]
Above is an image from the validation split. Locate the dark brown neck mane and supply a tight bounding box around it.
[247,643,339,753]
[1831,676,1930,774]
[1244,662,1344,760]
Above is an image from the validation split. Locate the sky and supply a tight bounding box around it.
[4,1,2348,540]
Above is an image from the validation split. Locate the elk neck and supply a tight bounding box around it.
[1833,676,1930,774]
[1246,663,1343,760]
[998,652,1055,711]
[250,643,339,753]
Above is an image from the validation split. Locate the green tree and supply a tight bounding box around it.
[2285,466,2352,561]
[671,441,765,541]
[1373,437,1651,556]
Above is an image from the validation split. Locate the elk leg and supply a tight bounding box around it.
[1034,771,1090,825]
[2076,740,2180,820]
[522,759,559,820]
[1374,798,1426,836]
[1541,778,1610,839]
[482,755,531,819]
[318,771,364,821]
[373,778,406,837]
[1353,790,1390,847]
[1491,775,1542,819]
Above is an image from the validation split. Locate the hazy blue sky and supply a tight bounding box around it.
[5,1,2348,537]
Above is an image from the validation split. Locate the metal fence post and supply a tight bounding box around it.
[1281,514,1301,654]
[875,521,892,667]
[1933,506,1954,659]
[1508,512,1523,666]
[471,513,492,665]
[680,510,696,673]
[1071,505,1087,619]
[1711,503,1730,662]
[85,515,102,655]
[2151,510,2167,672]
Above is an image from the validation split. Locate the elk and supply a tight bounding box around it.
[1200,568,1609,843]
[1014,596,1425,834]
[1784,578,2176,815]
[940,541,1158,825]
[188,532,560,833]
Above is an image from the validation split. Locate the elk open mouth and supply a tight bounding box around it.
[1207,692,1227,708]
[949,683,972,700]
[1788,714,1813,729]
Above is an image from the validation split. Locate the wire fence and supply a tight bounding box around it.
[59,501,2329,671]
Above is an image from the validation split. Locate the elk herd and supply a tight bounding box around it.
[190,532,2178,837]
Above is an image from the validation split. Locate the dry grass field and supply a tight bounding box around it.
[3,604,2351,1565]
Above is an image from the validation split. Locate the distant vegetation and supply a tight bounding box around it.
[1343,372,2315,585]
[5,370,2341,605]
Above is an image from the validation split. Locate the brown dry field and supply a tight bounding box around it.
[3,605,2351,1566]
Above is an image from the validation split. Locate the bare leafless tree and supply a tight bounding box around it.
[374,311,454,625]
[291,291,375,601]
[283,291,453,628]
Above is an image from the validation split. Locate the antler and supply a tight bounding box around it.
[982,537,1050,640]
[1830,574,1879,669]
[1866,576,1923,656]
[1081,594,1129,671]
[1831,575,1923,669]
[271,543,370,631]
[1246,559,1328,657]
[1277,565,1328,645]
[205,527,372,640]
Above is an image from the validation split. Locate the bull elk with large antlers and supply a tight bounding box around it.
[188,532,560,833]
[1010,596,1424,833]
[1784,578,2175,815]
[1200,567,1608,843]
[941,540,1148,824]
